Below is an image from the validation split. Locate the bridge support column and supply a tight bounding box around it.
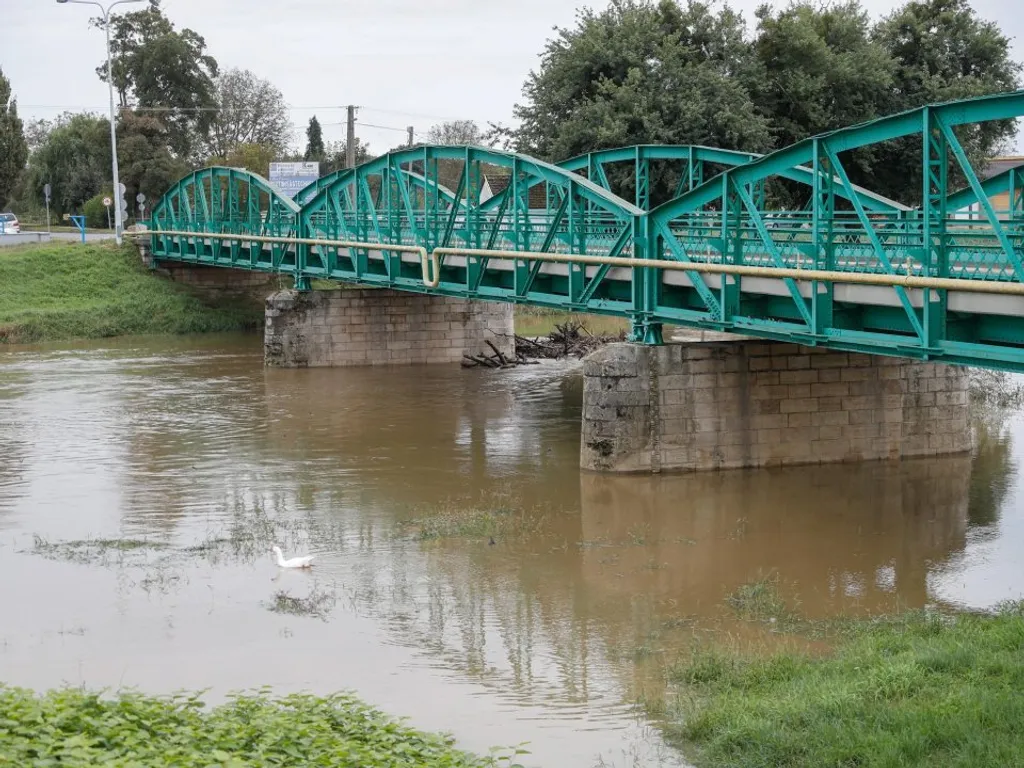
[581,335,971,473]
[264,288,515,367]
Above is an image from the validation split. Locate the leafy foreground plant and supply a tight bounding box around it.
[0,685,528,767]
[665,602,1024,768]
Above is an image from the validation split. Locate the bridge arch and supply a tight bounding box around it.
[644,90,1024,352]
[297,145,644,292]
[555,144,908,213]
[149,166,301,270]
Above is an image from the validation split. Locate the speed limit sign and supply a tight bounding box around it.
[102,196,112,207]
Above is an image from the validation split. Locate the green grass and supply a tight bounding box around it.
[0,685,528,767]
[665,603,1024,768]
[0,242,263,344]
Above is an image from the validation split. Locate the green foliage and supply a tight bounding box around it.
[0,67,28,208]
[510,0,1022,203]
[19,111,184,221]
[20,113,110,217]
[207,142,278,178]
[665,604,1024,767]
[0,242,264,344]
[870,0,1023,202]
[0,685,525,767]
[116,111,189,215]
[305,115,325,162]
[82,191,112,229]
[513,0,771,161]
[752,1,897,203]
[97,0,218,162]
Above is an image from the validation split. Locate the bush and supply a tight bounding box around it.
[82,191,113,229]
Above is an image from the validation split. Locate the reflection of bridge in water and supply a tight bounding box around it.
[95,340,1017,716]
[253,363,1001,704]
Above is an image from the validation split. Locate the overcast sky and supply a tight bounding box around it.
[2,0,1022,155]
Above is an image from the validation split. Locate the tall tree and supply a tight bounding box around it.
[754,3,894,149]
[304,116,325,162]
[871,0,1022,202]
[425,120,486,145]
[0,68,28,208]
[751,1,896,204]
[116,111,188,214]
[95,0,218,162]
[205,68,291,158]
[21,114,110,216]
[510,0,771,161]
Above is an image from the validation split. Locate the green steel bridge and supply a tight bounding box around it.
[146,91,1024,372]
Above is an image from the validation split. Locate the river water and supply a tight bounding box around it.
[1,332,1022,767]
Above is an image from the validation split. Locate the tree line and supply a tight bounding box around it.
[0,0,1020,226]
[500,0,1021,205]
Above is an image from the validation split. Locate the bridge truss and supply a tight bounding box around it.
[147,91,1024,371]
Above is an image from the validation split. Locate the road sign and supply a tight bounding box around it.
[43,183,51,202]
[103,196,112,207]
[269,161,319,199]
[136,192,146,204]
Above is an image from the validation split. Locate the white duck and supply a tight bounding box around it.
[272,545,315,569]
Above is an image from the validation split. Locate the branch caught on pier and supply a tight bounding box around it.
[462,321,623,369]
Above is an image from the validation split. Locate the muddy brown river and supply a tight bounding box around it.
[1,332,1022,767]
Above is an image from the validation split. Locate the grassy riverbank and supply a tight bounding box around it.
[0,242,263,344]
[0,685,524,767]
[665,602,1024,767]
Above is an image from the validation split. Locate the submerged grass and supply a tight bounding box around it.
[0,685,528,767]
[0,242,264,344]
[31,535,168,565]
[400,504,548,542]
[663,602,1024,768]
[266,584,338,621]
[723,571,794,625]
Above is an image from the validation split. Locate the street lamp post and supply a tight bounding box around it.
[56,0,142,245]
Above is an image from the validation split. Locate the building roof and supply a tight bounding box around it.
[980,155,1024,180]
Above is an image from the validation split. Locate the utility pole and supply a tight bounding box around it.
[407,126,414,147]
[57,0,143,245]
[346,105,357,169]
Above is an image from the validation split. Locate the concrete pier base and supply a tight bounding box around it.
[581,339,972,473]
[264,288,515,367]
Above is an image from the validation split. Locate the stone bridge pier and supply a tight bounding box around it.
[581,333,972,473]
[264,288,515,367]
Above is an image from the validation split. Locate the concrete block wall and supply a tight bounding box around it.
[157,262,285,302]
[581,340,972,473]
[264,288,515,367]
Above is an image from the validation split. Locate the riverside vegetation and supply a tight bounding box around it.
[0,242,263,344]
[0,685,527,767]
[653,568,1024,768]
